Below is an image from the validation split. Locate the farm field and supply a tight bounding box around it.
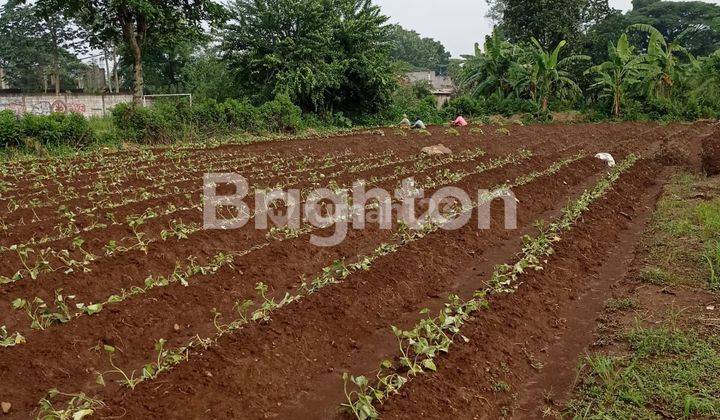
[0,121,718,419]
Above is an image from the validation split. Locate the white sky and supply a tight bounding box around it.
[373,0,720,57]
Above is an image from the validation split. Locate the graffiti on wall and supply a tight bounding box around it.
[0,94,133,117]
[0,98,88,116]
[30,101,52,116]
[0,99,26,116]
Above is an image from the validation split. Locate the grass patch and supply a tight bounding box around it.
[703,241,720,290]
[604,298,638,312]
[697,200,720,238]
[642,172,720,289]
[567,328,720,419]
[639,266,678,286]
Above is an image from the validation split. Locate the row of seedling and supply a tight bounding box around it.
[341,154,638,419]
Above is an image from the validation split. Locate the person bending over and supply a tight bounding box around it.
[452,115,468,127]
[411,119,426,130]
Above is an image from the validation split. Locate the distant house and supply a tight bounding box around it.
[403,70,455,108]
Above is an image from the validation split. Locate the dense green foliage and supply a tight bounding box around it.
[111,95,306,144]
[220,0,395,116]
[2,0,720,154]
[0,1,87,92]
[451,17,720,121]
[387,25,452,74]
[487,0,615,48]
[0,110,93,148]
[40,0,226,103]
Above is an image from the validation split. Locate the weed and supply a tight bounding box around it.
[491,380,512,393]
[444,128,460,136]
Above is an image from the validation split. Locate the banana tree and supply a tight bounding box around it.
[529,38,590,111]
[627,23,693,99]
[586,33,651,118]
[460,30,520,98]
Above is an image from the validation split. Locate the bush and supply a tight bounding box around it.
[444,95,485,118]
[0,111,21,147]
[0,111,94,149]
[110,95,305,145]
[258,94,303,133]
[223,99,261,131]
[112,103,176,144]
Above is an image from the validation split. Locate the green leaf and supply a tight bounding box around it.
[73,408,94,420]
[422,358,437,372]
[103,345,115,353]
[11,299,25,309]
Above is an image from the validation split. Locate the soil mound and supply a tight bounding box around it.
[702,128,720,175]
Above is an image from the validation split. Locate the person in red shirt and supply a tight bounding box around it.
[452,115,468,127]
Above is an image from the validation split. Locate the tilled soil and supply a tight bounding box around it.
[0,122,715,419]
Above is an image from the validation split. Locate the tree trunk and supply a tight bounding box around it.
[613,88,621,118]
[121,20,144,106]
[541,96,548,112]
[112,46,120,94]
[49,20,60,95]
[103,49,112,92]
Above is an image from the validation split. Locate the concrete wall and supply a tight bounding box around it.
[0,93,134,118]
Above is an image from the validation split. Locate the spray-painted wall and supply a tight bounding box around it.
[0,93,134,118]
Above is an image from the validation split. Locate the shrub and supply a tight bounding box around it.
[258,94,302,133]
[444,95,485,118]
[0,110,21,147]
[17,112,94,148]
[111,103,176,144]
[223,99,261,131]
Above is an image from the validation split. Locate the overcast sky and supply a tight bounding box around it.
[373,0,720,57]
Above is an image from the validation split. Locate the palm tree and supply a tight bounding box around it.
[586,33,651,118]
[626,23,693,99]
[529,38,590,111]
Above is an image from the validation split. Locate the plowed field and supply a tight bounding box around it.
[1,122,717,418]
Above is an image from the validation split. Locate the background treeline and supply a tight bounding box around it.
[1,0,720,151]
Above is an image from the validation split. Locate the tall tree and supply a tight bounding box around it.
[0,1,87,93]
[487,0,596,48]
[387,25,451,74]
[221,0,395,115]
[42,0,226,104]
[625,0,720,56]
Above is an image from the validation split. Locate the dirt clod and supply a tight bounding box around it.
[1,402,11,414]
[421,144,452,156]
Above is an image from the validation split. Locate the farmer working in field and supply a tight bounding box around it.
[410,119,426,130]
[399,114,411,127]
[452,115,468,127]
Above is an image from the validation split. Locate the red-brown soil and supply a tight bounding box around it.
[702,126,720,175]
[0,121,714,419]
